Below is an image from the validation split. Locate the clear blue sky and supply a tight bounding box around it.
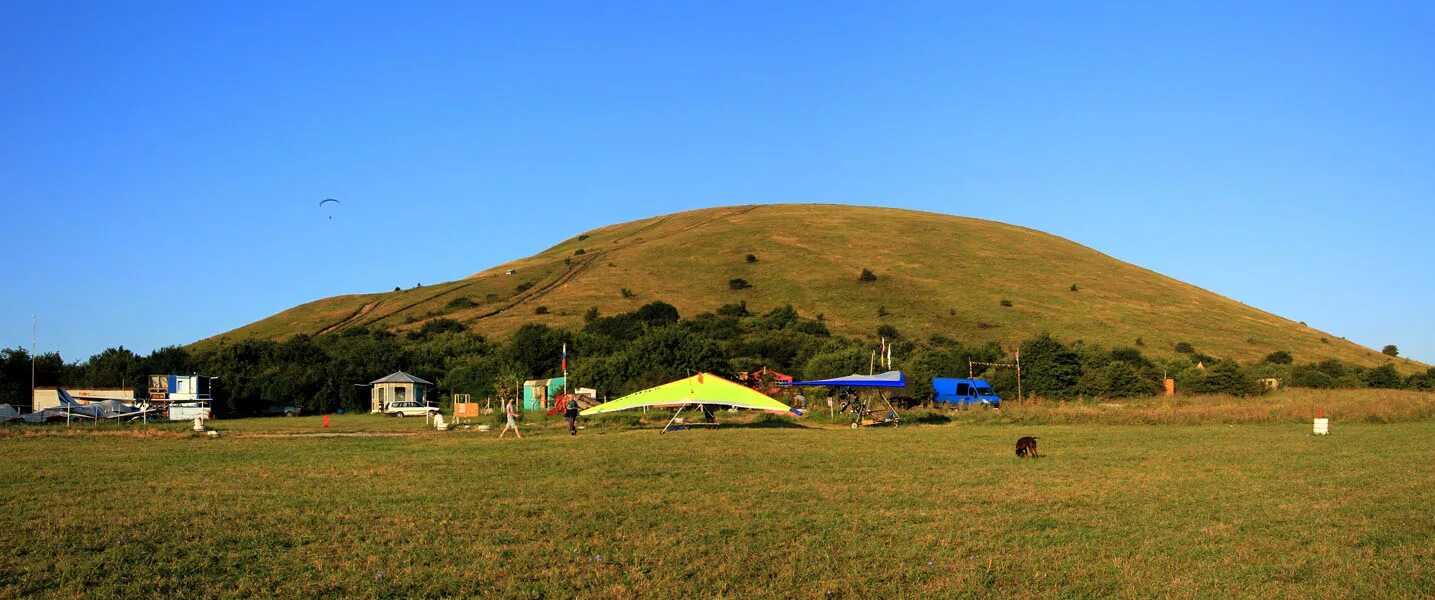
[3,2,1432,364]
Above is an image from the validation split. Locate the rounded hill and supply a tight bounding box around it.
[202,204,1398,368]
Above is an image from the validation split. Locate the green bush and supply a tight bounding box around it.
[716,301,750,317]
[1289,365,1334,389]
[1019,333,1082,398]
[418,318,466,336]
[445,297,477,310]
[1360,364,1401,388]
[1081,361,1160,398]
[1192,361,1261,396]
[635,301,680,327]
[1262,350,1293,365]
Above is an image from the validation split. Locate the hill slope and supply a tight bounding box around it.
[199,204,1402,368]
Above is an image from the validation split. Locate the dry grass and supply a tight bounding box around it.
[941,388,1435,426]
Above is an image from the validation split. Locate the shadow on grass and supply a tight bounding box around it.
[906,411,953,425]
[732,415,809,429]
[661,414,811,431]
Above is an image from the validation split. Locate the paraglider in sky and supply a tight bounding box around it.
[320,198,339,220]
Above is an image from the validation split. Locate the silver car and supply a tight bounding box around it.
[384,401,440,418]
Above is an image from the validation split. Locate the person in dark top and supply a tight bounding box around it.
[564,396,580,436]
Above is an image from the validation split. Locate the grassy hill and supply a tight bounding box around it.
[198,204,1405,368]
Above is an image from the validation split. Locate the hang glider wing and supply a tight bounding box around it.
[580,373,795,416]
[788,370,907,388]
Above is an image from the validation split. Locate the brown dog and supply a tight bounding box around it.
[1015,436,1040,458]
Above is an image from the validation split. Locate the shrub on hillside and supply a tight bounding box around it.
[1360,364,1401,389]
[1406,367,1435,391]
[635,301,680,327]
[716,301,751,317]
[803,347,869,380]
[418,318,466,336]
[1081,361,1161,398]
[1262,350,1293,365]
[1315,359,1348,378]
[793,320,830,337]
[584,313,644,342]
[1019,333,1082,399]
[1192,361,1262,396]
[1289,365,1335,389]
[446,297,477,310]
[756,305,799,330]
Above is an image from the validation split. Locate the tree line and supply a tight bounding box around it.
[2,301,1430,414]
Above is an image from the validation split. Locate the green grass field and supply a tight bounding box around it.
[3,401,1432,598]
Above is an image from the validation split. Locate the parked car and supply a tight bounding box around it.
[262,404,302,417]
[384,401,440,418]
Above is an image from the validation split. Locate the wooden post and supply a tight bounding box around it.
[1016,351,1022,403]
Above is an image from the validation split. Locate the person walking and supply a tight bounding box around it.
[499,397,522,439]
[564,396,580,436]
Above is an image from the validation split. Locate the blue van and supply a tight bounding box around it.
[932,378,1001,407]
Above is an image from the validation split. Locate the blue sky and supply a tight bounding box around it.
[3,1,1432,363]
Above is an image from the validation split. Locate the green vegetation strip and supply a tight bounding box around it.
[3,419,1432,598]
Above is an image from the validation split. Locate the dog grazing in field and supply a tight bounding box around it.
[1015,436,1040,458]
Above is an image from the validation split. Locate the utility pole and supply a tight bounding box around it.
[31,315,36,412]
